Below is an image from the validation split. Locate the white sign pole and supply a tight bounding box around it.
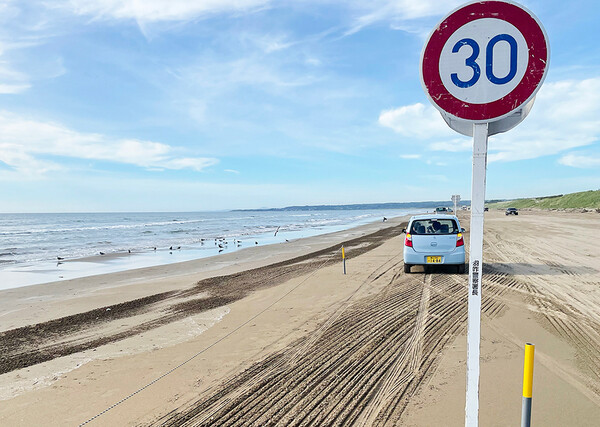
[452,194,460,213]
[465,122,488,426]
[420,4,548,423]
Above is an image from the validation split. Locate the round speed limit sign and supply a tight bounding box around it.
[421,1,549,122]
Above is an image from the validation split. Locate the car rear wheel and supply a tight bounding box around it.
[457,263,466,274]
[404,263,411,273]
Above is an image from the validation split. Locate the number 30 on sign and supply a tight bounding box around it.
[421,1,549,123]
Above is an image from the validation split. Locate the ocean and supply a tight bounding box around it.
[0,209,424,290]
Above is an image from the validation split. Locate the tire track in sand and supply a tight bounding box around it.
[151,224,543,427]
[161,255,405,426]
[152,264,511,426]
[355,274,430,427]
[485,223,600,400]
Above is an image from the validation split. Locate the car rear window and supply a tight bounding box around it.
[410,219,459,235]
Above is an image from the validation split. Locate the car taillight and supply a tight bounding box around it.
[405,233,413,247]
[456,233,464,247]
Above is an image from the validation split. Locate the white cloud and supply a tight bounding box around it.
[429,138,471,152]
[0,148,62,175]
[181,56,319,90]
[305,57,321,67]
[487,78,600,162]
[153,157,218,171]
[239,32,295,54]
[378,103,452,139]
[64,0,271,23]
[558,153,600,169]
[380,77,600,162]
[224,169,240,174]
[0,48,32,93]
[0,82,31,93]
[345,0,464,35]
[0,12,66,92]
[61,0,467,39]
[399,154,421,159]
[0,111,218,176]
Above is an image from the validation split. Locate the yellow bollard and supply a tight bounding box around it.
[521,343,535,427]
[342,246,346,275]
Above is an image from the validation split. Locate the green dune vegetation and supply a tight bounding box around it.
[489,189,600,210]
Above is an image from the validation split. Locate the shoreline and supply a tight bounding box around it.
[0,215,409,332]
[0,211,419,291]
[0,216,410,408]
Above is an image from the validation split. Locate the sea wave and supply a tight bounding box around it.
[0,219,210,235]
[0,209,415,270]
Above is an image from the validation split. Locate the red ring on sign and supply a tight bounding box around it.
[421,1,548,121]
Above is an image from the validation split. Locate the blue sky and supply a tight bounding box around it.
[0,0,599,212]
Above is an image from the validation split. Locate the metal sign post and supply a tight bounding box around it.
[452,194,461,213]
[466,122,488,424]
[420,2,549,426]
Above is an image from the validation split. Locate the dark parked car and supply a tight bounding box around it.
[505,207,519,215]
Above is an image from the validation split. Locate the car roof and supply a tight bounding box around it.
[409,214,458,221]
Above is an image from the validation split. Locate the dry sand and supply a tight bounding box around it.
[0,210,599,426]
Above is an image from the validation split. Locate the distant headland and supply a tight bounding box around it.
[233,199,507,212]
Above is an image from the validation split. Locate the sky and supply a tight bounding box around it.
[0,0,599,212]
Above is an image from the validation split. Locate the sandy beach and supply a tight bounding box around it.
[0,210,599,426]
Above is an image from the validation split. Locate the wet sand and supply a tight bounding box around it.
[0,211,599,426]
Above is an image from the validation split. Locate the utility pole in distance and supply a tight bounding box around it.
[452,194,460,213]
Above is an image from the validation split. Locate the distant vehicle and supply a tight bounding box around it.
[435,207,449,213]
[484,207,489,212]
[402,214,466,274]
[505,207,519,216]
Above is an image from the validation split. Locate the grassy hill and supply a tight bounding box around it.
[489,190,600,210]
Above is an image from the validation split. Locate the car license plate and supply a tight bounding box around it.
[427,256,442,263]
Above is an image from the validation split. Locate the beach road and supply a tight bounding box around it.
[0,211,599,426]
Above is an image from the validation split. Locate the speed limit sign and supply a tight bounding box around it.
[419,2,549,426]
[421,0,549,123]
